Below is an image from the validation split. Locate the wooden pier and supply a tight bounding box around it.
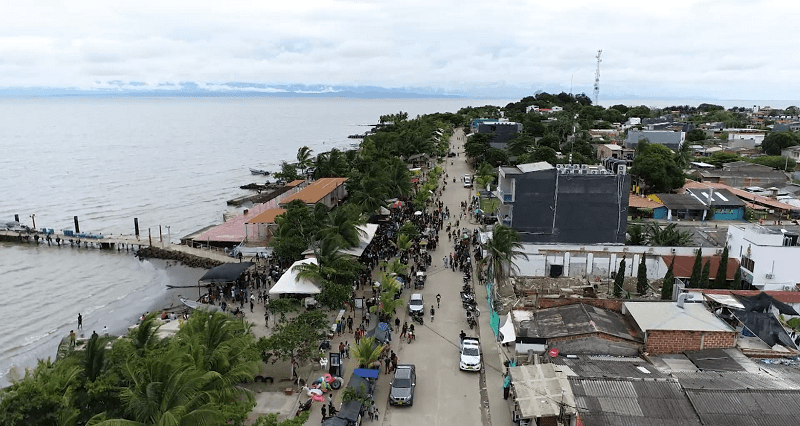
[0,229,235,263]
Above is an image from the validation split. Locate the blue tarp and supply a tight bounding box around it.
[353,368,380,379]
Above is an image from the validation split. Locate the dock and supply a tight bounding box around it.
[0,229,236,264]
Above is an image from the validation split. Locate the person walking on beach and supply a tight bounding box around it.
[77,313,82,330]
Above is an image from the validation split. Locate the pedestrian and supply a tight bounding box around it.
[401,321,408,338]
[291,357,299,380]
[394,317,400,333]
[327,394,334,415]
[103,325,108,337]
[368,401,376,420]
[391,351,398,372]
[69,330,76,348]
[430,305,435,322]
[321,404,327,419]
[384,356,391,374]
[249,300,254,313]
[77,313,82,330]
[345,341,351,358]
[347,316,353,333]
[339,342,345,358]
[436,293,441,308]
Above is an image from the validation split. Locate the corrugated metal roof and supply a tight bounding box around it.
[278,177,347,205]
[673,370,799,390]
[517,162,554,173]
[624,302,733,332]
[553,356,665,379]
[509,364,576,419]
[525,303,639,342]
[569,377,701,425]
[685,389,800,426]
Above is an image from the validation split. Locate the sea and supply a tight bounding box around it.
[0,96,515,387]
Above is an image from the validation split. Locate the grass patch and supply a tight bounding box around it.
[480,197,499,213]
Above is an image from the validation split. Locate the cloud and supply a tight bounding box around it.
[0,0,798,100]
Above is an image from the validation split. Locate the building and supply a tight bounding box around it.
[475,119,522,147]
[683,180,800,218]
[513,303,642,357]
[625,130,685,151]
[244,208,286,244]
[494,162,630,244]
[507,363,576,426]
[782,146,800,162]
[652,193,709,221]
[278,177,348,209]
[595,143,634,162]
[693,161,789,188]
[623,300,737,354]
[726,129,766,146]
[727,224,800,290]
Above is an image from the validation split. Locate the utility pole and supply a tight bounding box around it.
[593,50,602,106]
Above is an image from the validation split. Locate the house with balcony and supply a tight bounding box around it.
[494,162,630,244]
[727,224,800,291]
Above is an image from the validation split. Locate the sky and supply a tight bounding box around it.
[1,0,799,102]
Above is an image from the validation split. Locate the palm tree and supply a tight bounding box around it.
[370,289,405,319]
[351,337,384,369]
[316,205,367,249]
[626,223,647,245]
[294,239,363,283]
[382,259,409,277]
[98,352,227,426]
[392,233,412,255]
[82,333,107,383]
[480,224,528,287]
[127,312,163,357]
[296,146,313,175]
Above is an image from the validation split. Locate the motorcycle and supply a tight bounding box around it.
[411,312,424,325]
[465,305,480,317]
[296,399,312,416]
[407,331,415,344]
[466,311,477,329]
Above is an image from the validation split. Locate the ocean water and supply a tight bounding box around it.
[0,96,513,386]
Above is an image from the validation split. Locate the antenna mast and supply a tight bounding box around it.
[593,49,602,105]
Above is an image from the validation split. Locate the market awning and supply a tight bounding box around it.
[198,262,254,283]
[499,312,516,344]
[353,368,380,379]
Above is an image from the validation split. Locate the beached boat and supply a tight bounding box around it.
[180,297,223,313]
[249,168,270,175]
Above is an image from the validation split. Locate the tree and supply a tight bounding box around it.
[296,146,313,175]
[316,204,366,249]
[274,160,300,182]
[701,260,711,288]
[637,254,648,295]
[480,224,528,287]
[530,146,558,165]
[613,256,626,298]
[686,128,707,142]
[398,222,420,240]
[626,224,647,245]
[689,248,703,287]
[661,257,675,300]
[645,222,693,246]
[762,131,800,156]
[630,142,685,192]
[713,246,730,288]
[257,310,328,365]
[351,337,384,370]
[732,267,742,290]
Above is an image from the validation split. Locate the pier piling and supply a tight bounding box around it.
[74,216,80,234]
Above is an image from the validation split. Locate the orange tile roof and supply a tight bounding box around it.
[683,181,798,211]
[628,194,663,209]
[246,208,287,224]
[279,177,347,205]
[287,179,306,187]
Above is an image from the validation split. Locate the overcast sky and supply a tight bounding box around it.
[1,0,799,102]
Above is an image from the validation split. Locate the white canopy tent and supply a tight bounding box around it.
[269,258,322,295]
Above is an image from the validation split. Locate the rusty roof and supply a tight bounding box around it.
[629,194,664,209]
[245,208,286,224]
[287,179,306,187]
[279,177,347,205]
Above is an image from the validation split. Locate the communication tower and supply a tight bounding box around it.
[593,50,602,105]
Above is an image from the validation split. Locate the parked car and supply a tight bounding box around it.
[462,175,472,188]
[408,293,424,315]
[389,364,416,406]
[459,337,481,372]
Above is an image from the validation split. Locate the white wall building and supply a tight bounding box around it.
[727,224,800,291]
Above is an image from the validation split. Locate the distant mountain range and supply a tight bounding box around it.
[0,82,467,98]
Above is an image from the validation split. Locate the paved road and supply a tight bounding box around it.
[380,128,513,426]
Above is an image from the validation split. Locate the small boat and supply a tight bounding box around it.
[249,168,270,175]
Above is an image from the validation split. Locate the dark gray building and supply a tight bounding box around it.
[625,129,685,151]
[495,162,630,244]
[476,120,522,147]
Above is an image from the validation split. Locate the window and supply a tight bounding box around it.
[741,256,755,272]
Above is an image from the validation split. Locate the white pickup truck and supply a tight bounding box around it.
[459,336,481,372]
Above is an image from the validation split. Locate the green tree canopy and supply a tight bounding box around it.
[630,141,685,192]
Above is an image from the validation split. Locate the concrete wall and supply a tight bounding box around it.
[514,246,675,280]
[644,329,736,354]
[537,298,623,312]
